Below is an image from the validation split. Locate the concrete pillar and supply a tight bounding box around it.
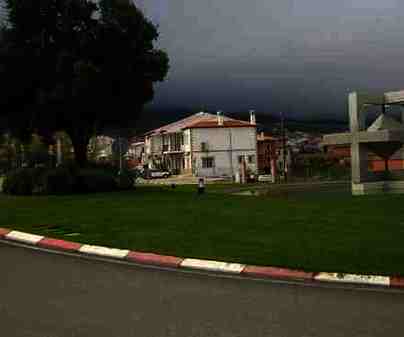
[349,92,366,132]
[351,141,368,183]
[270,159,276,183]
[349,92,368,184]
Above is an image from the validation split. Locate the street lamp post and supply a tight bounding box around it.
[118,135,122,174]
[280,112,287,183]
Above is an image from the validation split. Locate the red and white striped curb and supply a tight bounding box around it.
[1,227,403,288]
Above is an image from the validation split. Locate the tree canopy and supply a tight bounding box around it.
[0,0,169,166]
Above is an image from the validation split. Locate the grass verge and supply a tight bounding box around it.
[2,185,404,276]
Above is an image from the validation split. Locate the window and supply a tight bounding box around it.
[238,155,244,164]
[202,157,215,168]
[248,155,256,164]
[201,142,208,152]
[184,133,189,146]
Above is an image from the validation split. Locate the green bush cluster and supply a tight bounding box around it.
[44,167,76,195]
[76,169,117,193]
[2,165,135,195]
[116,171,135,190]
[2,168,42,195]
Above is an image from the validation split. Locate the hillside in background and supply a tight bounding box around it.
[0,107,348,139]
[134,107,348,137]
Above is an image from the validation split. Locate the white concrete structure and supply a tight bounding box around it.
[143,112,258,177]
[323,90,404,195]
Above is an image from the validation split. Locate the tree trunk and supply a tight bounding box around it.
[70,133,90,168]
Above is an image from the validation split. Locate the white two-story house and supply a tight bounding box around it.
[144,111,258,177]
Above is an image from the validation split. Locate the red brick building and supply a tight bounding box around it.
[326,144,404,172]
[257,132,279,174]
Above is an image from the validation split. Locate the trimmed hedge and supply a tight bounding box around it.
[75,169,117,193]
[44,167,76,195]
[116,171,135,190]
[2,168,46,195]
[2,166,133,195]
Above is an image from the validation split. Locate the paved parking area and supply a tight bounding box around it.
[137,174,230,185]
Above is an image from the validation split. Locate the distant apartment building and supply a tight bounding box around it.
[143,111,258,177]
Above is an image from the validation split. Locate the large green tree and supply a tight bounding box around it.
[0,0,169,167]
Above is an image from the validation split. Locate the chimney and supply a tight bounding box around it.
[250,110,256,125]
[217,110,224,126]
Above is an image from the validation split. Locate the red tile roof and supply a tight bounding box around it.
[184,119,254,129]
[145,112,254,135]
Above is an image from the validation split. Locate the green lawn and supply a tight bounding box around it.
[2,185,404,276]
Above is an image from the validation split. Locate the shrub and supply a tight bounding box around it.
[43,167,76,195]
[116,171,134,190]
[88,162,118,175]
[58,161,80,176]
[2,168,45,195]
[75,169,117,193]
[2,166,121,195]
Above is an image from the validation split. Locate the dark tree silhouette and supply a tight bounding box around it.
[0,0,169,167]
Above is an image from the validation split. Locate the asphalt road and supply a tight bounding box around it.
[1,242,404,337]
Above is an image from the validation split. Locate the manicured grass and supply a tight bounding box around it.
[2,186,404,276]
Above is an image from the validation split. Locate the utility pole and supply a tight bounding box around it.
[382,104,388,173]
[118,135,122,174]
[280,112,287,183]
[229,128,234,178]
[55,134,63,166]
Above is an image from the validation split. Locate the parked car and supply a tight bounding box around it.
[258,174,274,183]
[146,169,171,179]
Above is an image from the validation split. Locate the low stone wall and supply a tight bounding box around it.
[352,180,404,195]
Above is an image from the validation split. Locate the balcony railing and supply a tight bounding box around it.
[162,144,184,153]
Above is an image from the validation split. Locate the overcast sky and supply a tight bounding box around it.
[135,0,404,119]
[2,1,404,119]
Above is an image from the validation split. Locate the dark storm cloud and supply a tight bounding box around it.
[137,0,404,118]
[2,1,404,118]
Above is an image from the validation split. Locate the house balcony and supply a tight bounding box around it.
[163,144,185,154]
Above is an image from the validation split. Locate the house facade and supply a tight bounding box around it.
[143,111,258,177]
